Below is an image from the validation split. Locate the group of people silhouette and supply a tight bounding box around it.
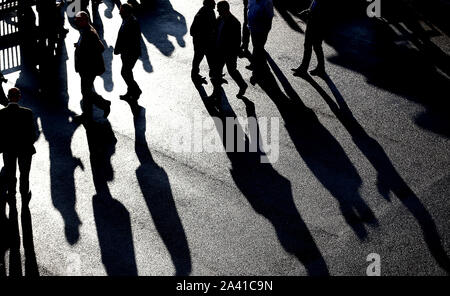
[0,0,328,216]
[1,0,449,276]
[0,0,146,275]
[191,0,326,101]
[73,1,142,123]
[0,0,330,276]
[1,0,143,206]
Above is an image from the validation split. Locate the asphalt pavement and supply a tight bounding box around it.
[0,0,449,276]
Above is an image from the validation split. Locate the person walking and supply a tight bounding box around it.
[190,0,217,85]
[239,0,251,58]
[247,0,274,84]
[114,3,142,101]
[211,1,248,99]
[292,0,327,77]
[74,11,111,121]
[0,88,38,207]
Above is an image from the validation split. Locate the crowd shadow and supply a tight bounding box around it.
[132,106,192,276]
[263,55,379,240]
[0,4,84,273]
[139,35,154,73]
[195,84,329,275]
[84,119,138,276]
[317,1,450,138]
[15,36,83,246]
[280,0,450,271]
[301,73,450,274]
[406,0,450,38]
[138,0,187,57]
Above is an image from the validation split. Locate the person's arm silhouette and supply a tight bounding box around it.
[0,72,8,107]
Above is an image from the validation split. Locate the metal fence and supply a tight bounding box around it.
[0,0,21,72]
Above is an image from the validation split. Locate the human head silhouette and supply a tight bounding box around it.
[204,0,216,9]
[217,1,230,17]
[120,3,134,19]
[74,11,90,30]
[7,87,21,103]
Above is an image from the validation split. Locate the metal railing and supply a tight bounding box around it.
[0,0,34,72]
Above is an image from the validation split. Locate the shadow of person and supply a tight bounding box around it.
[321,1,450,138]
[2,201,38,277]
[273,0,310,33]
[263,54,378,240]
[21,203,39,276]
[6,204,22,277]
[139,35,154,73]
[92,3,114,92]
[191,77,209,100]
[132,106,192,275]
[0,168,6,277]
[199,89,329,275]
[15,39,83,246]
[138,0,187,57]
[303,73,450,274]
[84,119,138,276]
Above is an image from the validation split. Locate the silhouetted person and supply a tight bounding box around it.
[190,0,217,85]
[74,11,111,121]
[0,73,7,107]
[248,0,273,84]
[114,3,142,101]
[35,0,57,41]
[18,5,38,67]
[55,1,69,41]
[0,88,37,208]
[292,0,327,77]
[127,0,140,12]
[240,0,251,58]
[211,1,248,99]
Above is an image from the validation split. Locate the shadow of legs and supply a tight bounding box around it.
[85,120,138,275]
[21,205,39,276]
[133,108,192,276]
[8,205,22,277]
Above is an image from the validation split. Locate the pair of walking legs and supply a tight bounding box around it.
[249,31,270,84]
[241,0,250,56]
[80,72,111,119]
[191,44,214,85]
[2,153,32,206]
[212,54,248,98]
[190,45,247,98]
[121,55,142,99]
[293,27,325,76]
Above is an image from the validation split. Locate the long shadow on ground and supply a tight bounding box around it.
[195,84,329,275]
